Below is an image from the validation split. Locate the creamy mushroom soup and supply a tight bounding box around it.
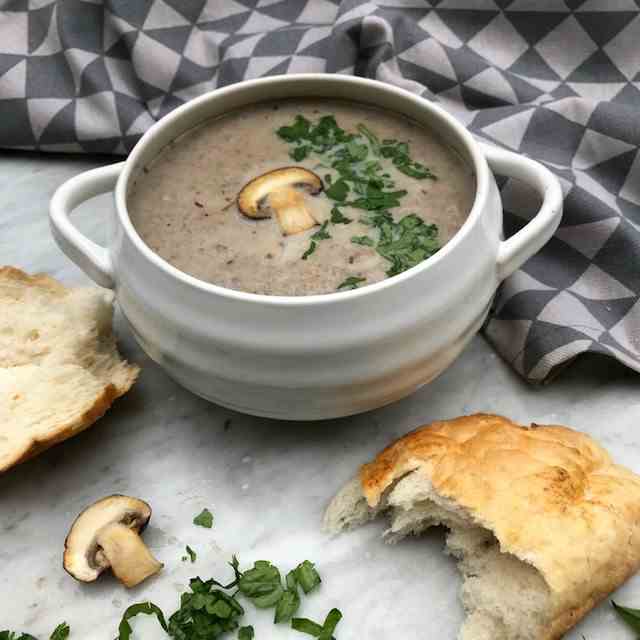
[128,100,475,296]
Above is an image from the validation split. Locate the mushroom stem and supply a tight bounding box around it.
[269,188,318,236]
[95,522,163,588]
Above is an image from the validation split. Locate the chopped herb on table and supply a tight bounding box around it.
[292,608,343,639]
[182,545,197,563]
[113,556,336,639]
[276,113,439,282]
[612,601,640,633]
[0,623,70,640]
[116,602,168,640]
[293,560,322,594]
[238,626,254,640]
[193,508,214,528]
[49,624,70,640]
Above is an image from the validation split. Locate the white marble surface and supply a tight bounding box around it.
[2,153,640,639]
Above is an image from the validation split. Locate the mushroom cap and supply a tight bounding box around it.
[63,494,153,582]
[237,167,323,219]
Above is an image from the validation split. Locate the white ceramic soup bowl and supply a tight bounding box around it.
[50,75,562,420]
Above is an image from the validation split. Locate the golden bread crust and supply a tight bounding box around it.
[0,267,139,473]
[359,414,640,638]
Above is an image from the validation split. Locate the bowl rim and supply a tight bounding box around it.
[115,74,490,307]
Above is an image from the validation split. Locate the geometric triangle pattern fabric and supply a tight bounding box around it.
[1,0,640,382]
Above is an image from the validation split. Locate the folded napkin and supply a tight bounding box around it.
[1,0,639,382]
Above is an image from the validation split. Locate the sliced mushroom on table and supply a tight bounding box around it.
[63,495,163,588]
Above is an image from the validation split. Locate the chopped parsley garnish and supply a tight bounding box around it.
[274,585,300,623]
[325,179,349,202]
[311,221,331,241]
[291,608,343,639]
[167,577,245,638]
[290,145,311,162]
[351,235,375,247]
[238,560,284,608]
[113,557,333,639]
[277,113,439,279]
[193,508,214,528]
[183,545,197,563]
[301,241,317,260]
[357,124,381,156]
[49,624,69,640]
[116,602,168,640]
[348,186,407,211]
[0,624,70,640]
[337,276,366,291]
[361,211,440,276]
[302,221,331,262]
[238,626,254,640]
[293,560,321,594]
[613,601,640,633]
[380,140,437,179]
[330,207,352,224]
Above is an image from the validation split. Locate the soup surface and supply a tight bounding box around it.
[128,100,475,296]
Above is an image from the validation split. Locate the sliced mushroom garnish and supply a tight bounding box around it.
[63,495,163,588]
[237,167,323,235]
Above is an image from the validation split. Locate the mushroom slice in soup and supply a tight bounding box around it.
[237,167,324,235]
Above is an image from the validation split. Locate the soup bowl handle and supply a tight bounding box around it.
[479,143,563,281]
[49,162,125,289]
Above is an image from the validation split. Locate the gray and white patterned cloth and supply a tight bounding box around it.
[1,0,639,383]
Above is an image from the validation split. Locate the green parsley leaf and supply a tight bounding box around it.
[346,140,368,161]
[325,179,349,202]
[396,161,436,180]
[337,276,366,291]
[230,554,243,583]
[238,561,284,609]
[379,140,436,180]
[357,124,381,156]
[193,508,214,528]
[286,570,298,591]
[49,623,69,640]
[277,115,311,142]
[293,561,321,594]
[377,213,439,277]
[274,588,300,624]
[311,221,331,241]
[330,207,352,224]
[301,241,317,260]
[238,626,254,640]
[613,601,640,633]
[348,186,407,211]
[291,618,325,637]
[184,545,196,563]
[351,235,375,247]
[168,578,244,638]
[318,609,342,640]
[291,609,342,640]
[0,633,38,640]
[115,602,168,640]
[290,145,311,162]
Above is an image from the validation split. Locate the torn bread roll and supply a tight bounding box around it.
[324,414,640,640]
[0,267,139,472]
